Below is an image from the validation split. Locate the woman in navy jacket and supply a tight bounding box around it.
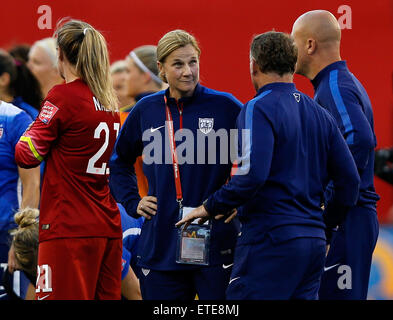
[109,29,242,300]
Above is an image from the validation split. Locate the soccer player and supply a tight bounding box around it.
[292,10,380,300]
[177,31,360,300]
[109,30,242,300]
[15,19,122,300]
[0,100,40,300]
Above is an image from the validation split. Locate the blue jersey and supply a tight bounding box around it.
[11,97,46,185]
[119,203,144,280]
[205,82,360,245]
[110,84,242,270]
[311,61,380,208]
[0,101,32,236]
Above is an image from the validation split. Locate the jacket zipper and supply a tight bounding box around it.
[176,101,183,130]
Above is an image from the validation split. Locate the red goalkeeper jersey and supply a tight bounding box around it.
[15,79,121,242]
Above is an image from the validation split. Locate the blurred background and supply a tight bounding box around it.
[1,0,392,299]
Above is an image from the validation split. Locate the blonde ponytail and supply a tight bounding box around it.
[55,19,118,111]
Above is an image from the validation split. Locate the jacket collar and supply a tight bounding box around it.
[256,82,296,97]
[311,60,348,90]
[164,83,203,106]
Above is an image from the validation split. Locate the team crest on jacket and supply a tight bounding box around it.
[199,118,214,134]
[0,126,3,139]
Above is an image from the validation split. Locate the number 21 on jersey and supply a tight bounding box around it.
[86,122,120,175]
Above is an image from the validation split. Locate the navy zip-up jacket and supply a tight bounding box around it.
[109,84,242,270]
[311,61,380,208]
[205,82,360,245]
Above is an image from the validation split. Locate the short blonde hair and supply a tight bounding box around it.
[31,37,58,67]
[157,30,201,82]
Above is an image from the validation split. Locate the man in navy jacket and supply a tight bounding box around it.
[292,10,380,299]
[177,31,360,300]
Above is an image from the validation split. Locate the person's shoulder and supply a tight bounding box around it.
[45,80,95,117]
[202,86,243,108]
[133,90,165,113]
[43,82,71,107]
[319,69,365,110]
[0,101,32,125]
[138,90,165,105]
[298,91,330,114]
[46,81,69,96]
[16,100,38,120]
[0,100,25,117]
[306,95,339,129]
[248,88,275,111]
[47,79,89,100]
[0,101,31,134]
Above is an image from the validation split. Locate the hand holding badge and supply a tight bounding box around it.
[175,206,238,229]
[175,205,238,265]
[176,205,211,265]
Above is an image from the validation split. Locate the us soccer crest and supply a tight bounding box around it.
[199,118,214,134]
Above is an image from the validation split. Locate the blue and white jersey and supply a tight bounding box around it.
[0,101,32,235]
[119,203,144,279]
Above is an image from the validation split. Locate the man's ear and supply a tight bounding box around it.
[250,58,260,76]
[306,38,317,55]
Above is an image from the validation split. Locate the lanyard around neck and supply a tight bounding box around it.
[164,96,183,207]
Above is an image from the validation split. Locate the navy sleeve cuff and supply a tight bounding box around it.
[126,199,141,219]
[204,196,233,217]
